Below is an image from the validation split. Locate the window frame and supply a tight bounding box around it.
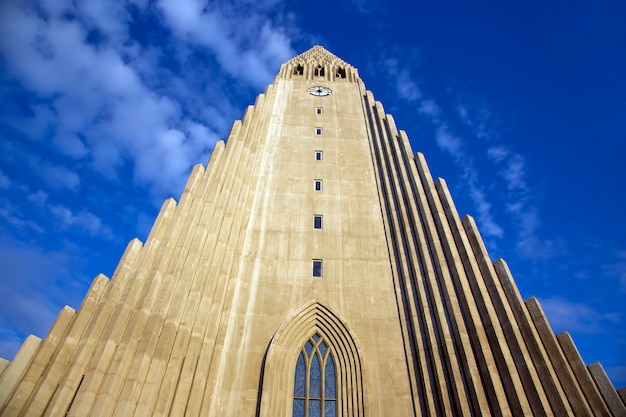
[313,215,323,230]
[293,333,337,417]
[312,260,323,277]
[314,180,322,191]
[315,151,323,161]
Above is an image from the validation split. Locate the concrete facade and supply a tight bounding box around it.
[1,46,624,417]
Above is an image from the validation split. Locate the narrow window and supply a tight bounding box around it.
[312,260,323,277]
[294,64,304,75]
[336,67,346,79]
[315,127,322,135]
[313,215,323,229]
[316,107,323,115]
[315,151,323,161]
[293,334,336,417]
[314,180,322,191]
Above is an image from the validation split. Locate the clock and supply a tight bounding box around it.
[308,86,332,96]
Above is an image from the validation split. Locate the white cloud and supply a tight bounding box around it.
[456,99,497,141]
[435,125,503,239]
[41,163,81,191]
[378,59,506,242]
[487,145,509,163]
[516,236,566,260]
[49,204,113,239]
[156,0,295,89]
[603,250,626,292]
[0,206,44,234]
[540,297,620,334]
[456,96,558,260]
[0,238,85,345]
[395,69,422,102]
[435,124,463,156]
[418,99,441,120]
[0,0,233,198]
[381,57,422,102]
[0,172,10,189]
[28,190,49,206]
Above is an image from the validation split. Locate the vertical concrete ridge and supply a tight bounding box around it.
[493,260,574,416]
[131,129,231,417]
[0,305,75,416]
[387,121,473,416]
[363,92,438,416]
[432,175,510,416]
[145,84,271,417]
[196,82,279,417]
[462,215,549,416]
[37,239,143,417]
[617,387,626,407]
[587,363,626,416]
[17,273,109,417]
[0,335,41,411]
[411,148,495,416]
[152,139,229,417]
[59,198,178,417]
[556,332,612,416]
[184,104,260,417]
[524,296,595,416]
[111,168,214,416]
[112,133,235,417]
[438,179,530,416]
[164,133,239,416]
[175,163,206,209]
[360,92,424,417]
[0,360,8,380]
[95,161,209,417]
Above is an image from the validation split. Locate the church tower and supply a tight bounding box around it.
[1,46,624,417]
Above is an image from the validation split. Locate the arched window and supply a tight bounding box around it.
[314,65,325,77]
[256,302,364,417]
[294,64,304,75]
[293,333,336,417]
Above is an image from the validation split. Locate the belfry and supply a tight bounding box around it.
[0,46,624,417]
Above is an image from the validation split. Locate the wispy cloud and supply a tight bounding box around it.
[49,204,113,239]
[156,0,295,90]
[376,55,564,256]
[433,124,504,239]
[540,297,620,334]
[381,57,422,102]
[0,0,297,200]
[0,237,89,359]
[603,250,626,292]
[0,0,301,362]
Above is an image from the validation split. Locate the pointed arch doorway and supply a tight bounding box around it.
[256,302,365,417]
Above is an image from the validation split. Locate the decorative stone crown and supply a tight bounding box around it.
[277,45,359,83]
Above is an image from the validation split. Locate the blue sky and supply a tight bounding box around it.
[0,0,625,387]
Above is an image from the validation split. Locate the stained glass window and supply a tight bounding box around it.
[293,333,337,417]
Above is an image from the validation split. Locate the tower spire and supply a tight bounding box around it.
[277,45,359,82]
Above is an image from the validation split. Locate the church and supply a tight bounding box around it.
[0,46,624,417]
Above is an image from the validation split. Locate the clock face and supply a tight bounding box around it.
[308,86,332,96]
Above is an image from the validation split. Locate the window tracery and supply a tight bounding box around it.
[293,333,336,417]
